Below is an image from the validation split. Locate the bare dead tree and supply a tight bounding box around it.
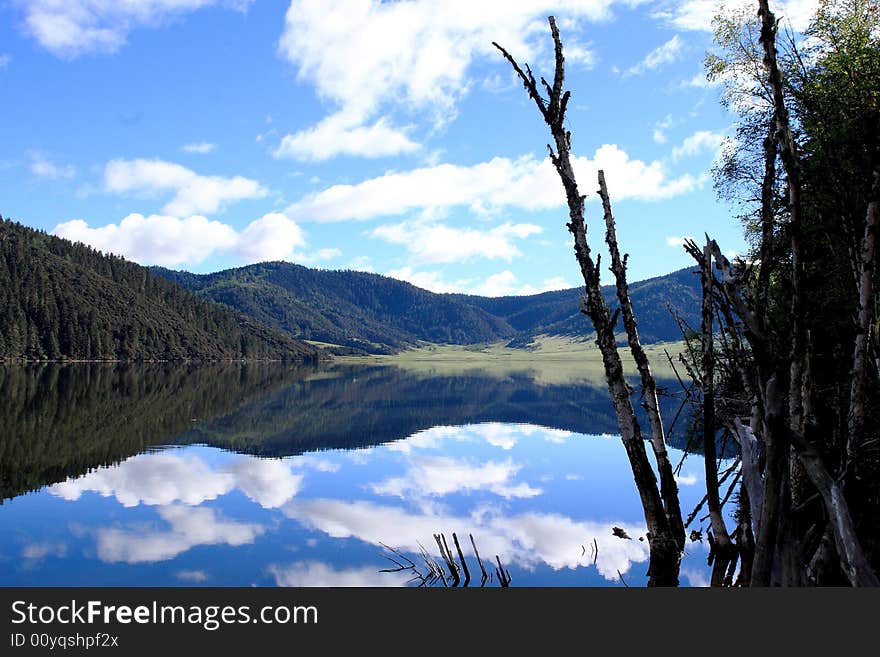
[848,169,880,469]
[493,16,683,585]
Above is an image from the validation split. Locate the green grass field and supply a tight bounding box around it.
[336,334,687,386]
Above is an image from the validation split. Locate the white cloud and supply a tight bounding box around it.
[471,271,573,297]
[15,0,255,58]
[284,497,650,582]
[385,267,469,294]
[277,1,640,160]
[372,220,541,265]
[287,144,700,223]
[665,235,693,247]
[53,211,314,267]
[274,114,420,161]
[626,35,684,75]
[30,152,75,179]
[269,561,411,587]
[182,142,217,154]
[371,455,542,500]
[176,570,209,582]
[652,114,674,144]
[671,130,724,161]
[0,54,11,68]
[96,505,264,564]
[655,0,818,32]
[104,158,266,216]
[50,451,303,509]
[22,543,67,561]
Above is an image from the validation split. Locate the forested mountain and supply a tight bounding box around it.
[455,267,701,345]
[0,218,318,361]
[156,262,701,353]
[155,261,516,354]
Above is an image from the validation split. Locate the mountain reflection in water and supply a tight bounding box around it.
[0,362,719,587]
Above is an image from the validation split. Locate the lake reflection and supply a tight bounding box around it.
[0,363,716,587]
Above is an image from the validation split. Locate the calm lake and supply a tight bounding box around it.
[0,362,725,587]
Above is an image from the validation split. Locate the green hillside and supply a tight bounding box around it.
[0,217,319,362]
[156,261,701,353]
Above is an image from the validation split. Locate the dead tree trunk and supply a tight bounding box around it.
[493,16,682,585]
[758,0,807,437]
[848,168,880,468]
[698,242,735,584]
[599,171,686,551]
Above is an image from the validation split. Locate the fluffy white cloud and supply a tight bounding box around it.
[287,144,700,223]
[269,561,411,587]
[104,158,267,216]
[50,451,303,509]
[383,267,572,296]
[30,152,75,179]
[273,114,420,161]
[470,271,573,297]
[277,1,642,159]
[96,505,264,564]
[626,34,684,75]
[15,0,254,58]
[181,142,217,154]
[671,130,725,161]
[52,211,312,267]
[284,497,649,582]
[372,220,541,265]
[371,455,542,499]
[654,0,819,32]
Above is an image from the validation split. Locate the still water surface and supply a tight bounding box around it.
[0,362,721,587]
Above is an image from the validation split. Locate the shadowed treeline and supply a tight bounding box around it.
[0,362,710,502]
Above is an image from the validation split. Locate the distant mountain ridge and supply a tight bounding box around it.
[0,218,319,361]
[155,261,701,354]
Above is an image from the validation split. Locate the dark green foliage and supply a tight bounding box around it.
[458,267,702,344]
[0,218,319,362]
[156,262,701,353]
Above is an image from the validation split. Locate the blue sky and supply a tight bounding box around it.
[0,0,818,295]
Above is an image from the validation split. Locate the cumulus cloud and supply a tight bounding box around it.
[285,498,649,582]
[653,0,818,32]
[626,34,684,75]
[372,220,541,265]
[276,1,634,159]
[96,505,264,564]
[104,158,266,216]
[671,130,725,161]
[371,455,542,500]
[50,451,303,509]
[273,114,420,161]
[176,570,209,582]
[269,561,411,587]
[181,142,217,154]
[14,0,255,58]
[52,211,313,267]
[287,144,700,223]
[383,267,572,296]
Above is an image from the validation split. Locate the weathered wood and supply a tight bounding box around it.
[789,429,880,586]
[847,168,880,468]
[700,242,734,565]
[599,171,685,551]
[494,16,682,585]
[758,0,807,436]
[731,417,765,528]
